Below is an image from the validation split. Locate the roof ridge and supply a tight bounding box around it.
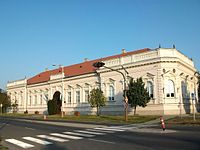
[27,48,150,85]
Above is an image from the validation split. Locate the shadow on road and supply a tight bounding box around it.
[42,143,69,150]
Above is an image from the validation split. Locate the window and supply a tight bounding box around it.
[76,91,80,103]
[29,96,32,106]
[20,95,23,106]
[68,91,71,103]
[44,93,48,101]
[147,81,153,98]
[85,90,89,102]
[40,94,43,105]
[109,85,114,101]
[166,80,175,97]
[35,95,37,105]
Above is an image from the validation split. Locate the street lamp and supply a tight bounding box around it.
[52,65,65,118]
[193,71,200,121]
[93,62,129,121]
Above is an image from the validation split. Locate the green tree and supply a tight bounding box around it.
[11,100,18,113]
[88,88,106,116]
[47,100,58,115]
[126,77,150,115]
[0,92,11,113]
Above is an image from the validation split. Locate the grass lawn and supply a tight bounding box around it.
[0,146,8,150]
[0,113,159,124]
[45,115,159,124]
[166,116,200,126]
[0,138,8,150]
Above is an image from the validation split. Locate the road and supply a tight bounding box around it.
[0,117,200,150]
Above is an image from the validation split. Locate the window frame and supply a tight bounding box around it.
[166,80,175,98]
[109,85,115,101]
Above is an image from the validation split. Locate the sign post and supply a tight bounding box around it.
[191,93,196,121]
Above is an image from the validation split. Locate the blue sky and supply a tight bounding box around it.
[0,0,199,89]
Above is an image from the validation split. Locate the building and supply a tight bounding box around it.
[7,47,199,115]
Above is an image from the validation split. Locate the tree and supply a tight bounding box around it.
[88,88,106,116]
[47,100,58,115]
[47,91,62,115]
[11,100,18,113]
[126,77,151,115]
[0,92,11,113]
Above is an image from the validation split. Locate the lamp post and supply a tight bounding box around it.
[193,71,200,121]
[93,62,129,121]
[52,65,64,118]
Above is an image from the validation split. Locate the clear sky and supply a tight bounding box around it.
[0,0,199,89]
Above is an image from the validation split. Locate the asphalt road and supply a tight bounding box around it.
[0,117,200,150]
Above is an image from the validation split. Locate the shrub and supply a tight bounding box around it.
[47,100,58,115]
[35,111,39,115]
[74,111,80,116]
[24,110,28,114]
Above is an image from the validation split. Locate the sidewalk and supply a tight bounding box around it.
[142,115,176,125]
[12,118,108,128]
[1,115,179,128]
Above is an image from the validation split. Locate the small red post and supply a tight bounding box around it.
[160,116,165,131]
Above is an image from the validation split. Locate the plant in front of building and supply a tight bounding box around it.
[88,88,106,116]
[0,92,11,114]
[34,111,39,115]
[24,110,28,114]
[11,100,18,113]
[127,77,151,115]
[74,111,80,116]
[47,99,58,115]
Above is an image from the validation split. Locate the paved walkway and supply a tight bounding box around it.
[11,118,108,128]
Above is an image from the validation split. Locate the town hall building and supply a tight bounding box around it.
[7,47,199,115]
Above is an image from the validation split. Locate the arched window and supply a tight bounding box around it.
[147,81,153,98]
[109,85,114,101]
[166,80,175,97]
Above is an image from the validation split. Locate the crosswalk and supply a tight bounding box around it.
[4,126,126,149]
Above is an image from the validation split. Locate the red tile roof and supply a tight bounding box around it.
[27,48,150,85]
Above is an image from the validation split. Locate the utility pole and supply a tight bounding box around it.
[93,62,129,121]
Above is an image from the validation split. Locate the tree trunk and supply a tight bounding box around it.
[134,106,137,115]
[97,106,99,116]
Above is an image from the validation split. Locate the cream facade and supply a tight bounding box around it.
[7,48,199,115]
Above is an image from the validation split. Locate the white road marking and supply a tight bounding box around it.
[25,127,35,130]
[75,130,105,135]
[87,129,114,133]
[37,135,68,142]
[88,138,115,144]
[23,137,52,145]
[5,139,34,148]
[63,131,95,137]
[94,127,125,132]
[50,133,83,140]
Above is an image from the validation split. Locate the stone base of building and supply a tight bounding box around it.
[14,102,199,116]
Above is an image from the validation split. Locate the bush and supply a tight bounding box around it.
[35,111,39,115]
[24,110,28,114]
[74,111,80,116]
[48,100,58,115]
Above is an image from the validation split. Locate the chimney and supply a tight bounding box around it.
[84,58,89,62]
[122,48,126,54]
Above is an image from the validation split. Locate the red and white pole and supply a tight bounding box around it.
[160,116,165,131]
